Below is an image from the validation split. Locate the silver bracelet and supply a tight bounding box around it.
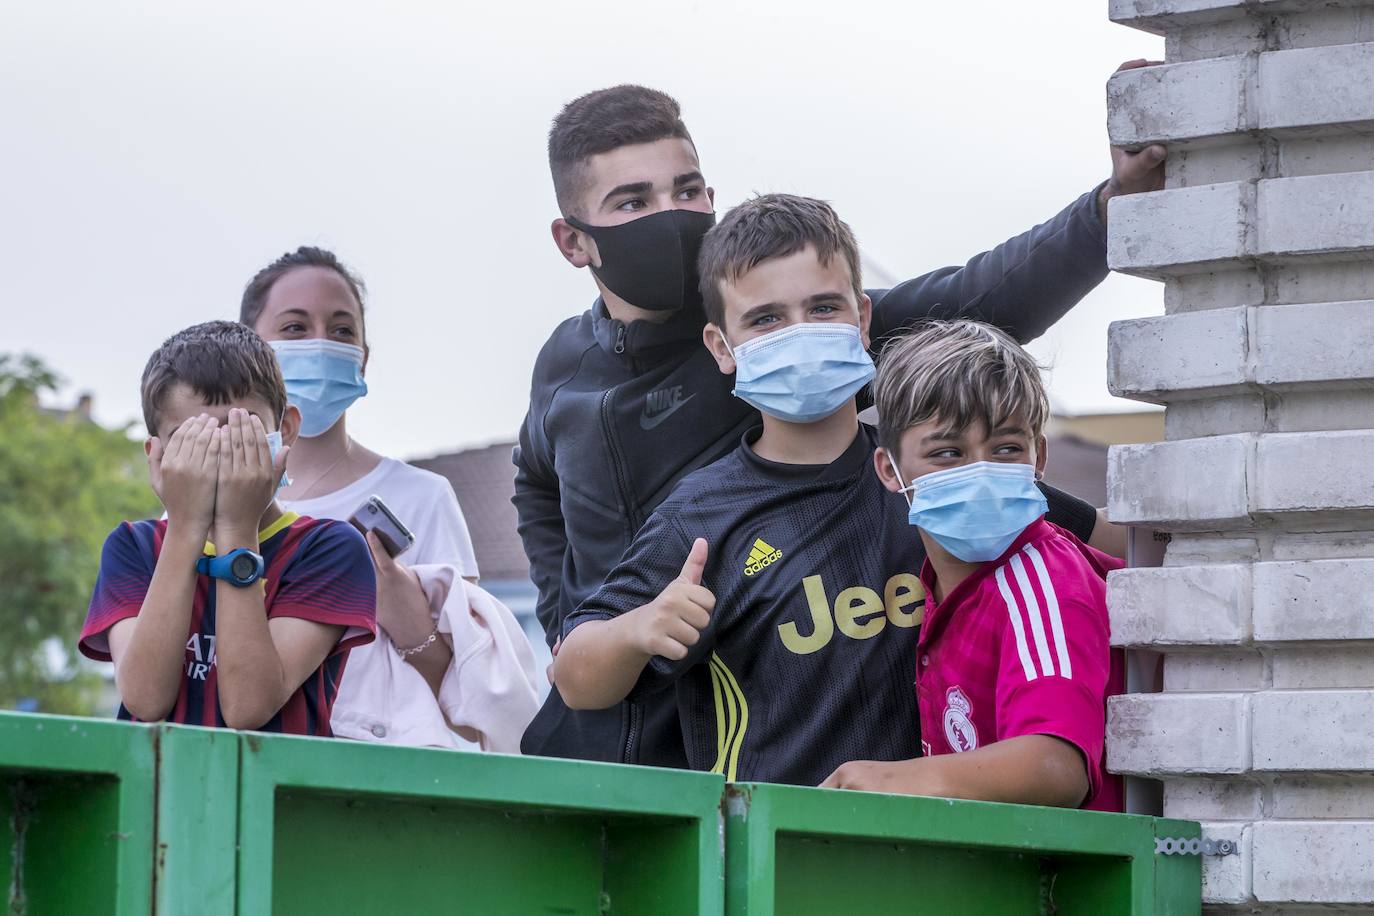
[395,625,439,660]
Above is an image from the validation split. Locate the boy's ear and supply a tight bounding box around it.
[1034,434,1049,480]
[551,218,596,269]
[873,448,904,494]
[858,292,873,350]
[702,322,736,375]
[280,405,302,449]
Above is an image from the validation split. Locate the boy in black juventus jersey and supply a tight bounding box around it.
[554,195,1100,786]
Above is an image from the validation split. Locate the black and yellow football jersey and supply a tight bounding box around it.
[562,424,1096,786]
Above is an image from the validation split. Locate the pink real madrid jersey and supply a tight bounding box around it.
[915,518,1125,812]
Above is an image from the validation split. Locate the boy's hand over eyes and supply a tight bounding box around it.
[214,409,288,538]
[149,414,220,541]
[626,538,715,661]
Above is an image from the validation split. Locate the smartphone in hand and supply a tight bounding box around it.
[348,494,415,559]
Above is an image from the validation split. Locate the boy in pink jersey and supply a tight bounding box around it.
[822,320,1124,811]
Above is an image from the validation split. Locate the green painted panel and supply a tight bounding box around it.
[2,775,123,916]
[234,732,725,916]
[775,834,1044,914]
[725,783,1197,915]
[605,817,715,915]
[1152,818,1203,916]
[0,713,1201,916]
[270,791,637,914]
[1040,853,1141,915]
[155,724,240,916]
[0,713,156,916]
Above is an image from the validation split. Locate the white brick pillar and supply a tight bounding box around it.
[1104,1,1374,910]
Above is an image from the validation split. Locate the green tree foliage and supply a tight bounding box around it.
[0,354,160,714]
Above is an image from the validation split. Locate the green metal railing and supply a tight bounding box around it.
[1,712,1200,915]
[0,714,156,915]
[724,782,1200,915]
[234,731,724,915]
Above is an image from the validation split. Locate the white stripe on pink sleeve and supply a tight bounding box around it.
[995,565,1038,681]
[1024,544,1073,679]
[1010,554,1055,677]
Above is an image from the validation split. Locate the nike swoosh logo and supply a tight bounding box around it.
[639,393,696,430]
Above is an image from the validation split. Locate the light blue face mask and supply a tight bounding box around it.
[728,323,875,424]
[265,430,291,494]
[892,459,1048,563]
[269,339,368,438]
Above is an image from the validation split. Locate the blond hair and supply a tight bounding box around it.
[873,320,1049,457]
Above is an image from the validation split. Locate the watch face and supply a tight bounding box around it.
[230,553,258,581]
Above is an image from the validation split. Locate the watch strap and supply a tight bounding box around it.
[196,548,264,586]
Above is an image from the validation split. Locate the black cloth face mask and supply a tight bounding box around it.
[567,208,717,312]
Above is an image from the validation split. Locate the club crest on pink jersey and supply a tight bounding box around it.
[943,685,979,752]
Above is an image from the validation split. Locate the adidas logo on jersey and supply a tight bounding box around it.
[744,538,783,576]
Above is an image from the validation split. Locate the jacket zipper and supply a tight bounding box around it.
[623,701,642,765]
[607,322,642,765]
[599,387,644,533]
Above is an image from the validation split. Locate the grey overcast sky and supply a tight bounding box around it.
[2,1,1165,461]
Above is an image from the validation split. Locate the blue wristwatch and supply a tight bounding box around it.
[196,548,265,587]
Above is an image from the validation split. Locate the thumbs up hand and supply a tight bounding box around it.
[626,538,716,661]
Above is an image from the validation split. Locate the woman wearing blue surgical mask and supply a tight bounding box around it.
[241,246,538,751]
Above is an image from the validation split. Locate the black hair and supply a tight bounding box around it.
[239,246,367,336]
[548,85,694,217]
[141,320,287,436]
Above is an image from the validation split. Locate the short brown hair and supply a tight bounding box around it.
[239,245,367,338]
[548,85,694,217]
[873,320,1049,458]
[698,194,863,328]
[140,321,287,436]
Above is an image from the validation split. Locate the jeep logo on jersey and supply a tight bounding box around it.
[639,385,695,430]
[743,538,783,576]
[777,573,925,654]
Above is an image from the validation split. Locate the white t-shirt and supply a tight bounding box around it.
[281,457,481,748]
[282,457,479,578]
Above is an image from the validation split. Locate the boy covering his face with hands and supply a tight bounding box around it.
[79,321,376,734]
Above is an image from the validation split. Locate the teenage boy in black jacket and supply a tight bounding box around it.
[517,72,1166,765]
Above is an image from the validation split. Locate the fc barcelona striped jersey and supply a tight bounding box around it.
[563,425,1098,786]
[79,512,377,735]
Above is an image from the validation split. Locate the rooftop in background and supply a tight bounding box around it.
[36,391,96,424]
[1046,409,1163,446]
[414,411,1165,586]
[1039,434,1110,509]
[411,442,527,582]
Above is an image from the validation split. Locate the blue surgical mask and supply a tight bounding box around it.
[892,459,1047,562]
[265,430,291,493]
[728,323,875,423]
[269,340,368,438]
